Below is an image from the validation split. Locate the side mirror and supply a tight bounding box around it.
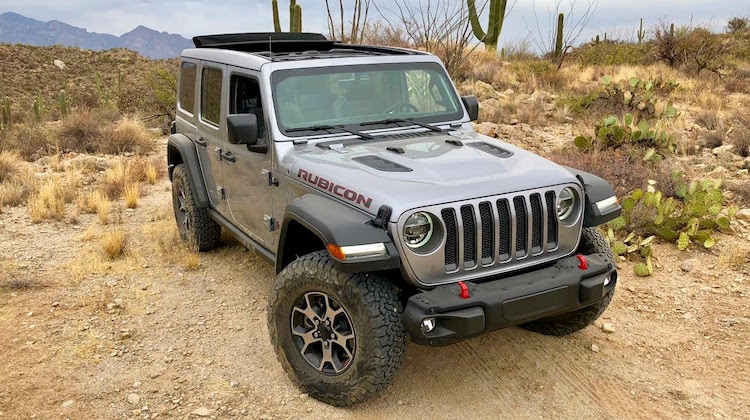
[227,113,259,146]
[461,95,479,122]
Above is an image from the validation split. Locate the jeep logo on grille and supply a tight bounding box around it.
[297,169,373,209]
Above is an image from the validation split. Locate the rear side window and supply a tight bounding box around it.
[178,62,197,114]
[201,67,223,126]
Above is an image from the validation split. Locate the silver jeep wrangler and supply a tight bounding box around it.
[168,32,622,406]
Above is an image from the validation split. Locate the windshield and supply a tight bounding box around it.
[271,62,463,135]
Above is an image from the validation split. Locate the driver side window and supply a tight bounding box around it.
[230,75,265,140]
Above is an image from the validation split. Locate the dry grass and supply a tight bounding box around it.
[146,162,158,184]
[28,178,65,223]
[124,183,139,209]
[0,124,52,161]
[91,192,111,224]
[717,247,750,270]
[182,252,200,270]
[102,229,126,259]
[0,260,43,290]
[106,117,154,155]
[0,151,38,208]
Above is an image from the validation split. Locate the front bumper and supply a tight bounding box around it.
[403,253,617,346]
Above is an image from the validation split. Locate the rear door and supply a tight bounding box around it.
[196,62,228,212]
[221,69,275,246]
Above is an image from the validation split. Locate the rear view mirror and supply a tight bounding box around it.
[227,114,259,146]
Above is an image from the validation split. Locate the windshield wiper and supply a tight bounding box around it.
[286,124,374,140]
[360,118,445,133]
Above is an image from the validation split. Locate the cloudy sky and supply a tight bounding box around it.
[2,0,748,46]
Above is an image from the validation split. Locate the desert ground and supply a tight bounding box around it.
[0,136,748,420]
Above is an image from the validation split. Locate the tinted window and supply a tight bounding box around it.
[178,62,197,113]
[230,75,265,139]
[201,67,223,125]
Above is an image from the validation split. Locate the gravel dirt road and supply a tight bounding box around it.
[1,178,749,419]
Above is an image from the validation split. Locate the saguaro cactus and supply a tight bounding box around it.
[554,13,564,58]
[637,18,646,44]
[272,0,303,33]
[2,96,10,129]
[59,90,71,117]
[467,0,508,52]
[33,93,44,123]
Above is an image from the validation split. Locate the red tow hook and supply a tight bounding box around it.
[458,281,470,299]
[577,254,588,270]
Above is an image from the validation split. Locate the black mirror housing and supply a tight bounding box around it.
[461,95,479,122]
[227,114,259,146]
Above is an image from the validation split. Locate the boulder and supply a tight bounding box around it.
[53,59,66,70]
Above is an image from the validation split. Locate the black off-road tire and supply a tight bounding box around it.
[171,164,221,252]
[267,251,406,407]
[521,227,615,336]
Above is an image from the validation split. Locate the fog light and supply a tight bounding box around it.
[420,317,436,333]
[604,273,612,287]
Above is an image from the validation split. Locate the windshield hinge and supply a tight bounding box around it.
[262,169,279,187]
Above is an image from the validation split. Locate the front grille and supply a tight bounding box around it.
[442,209,458,271]
[442,190,561,272]
[460,205,476,267]
[530,194,543,254]
[479,202,493,264]
[545,191,557,248]
[513,197,527,258]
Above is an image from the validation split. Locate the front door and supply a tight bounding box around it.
[222,70,275,246]
[196,63,228,211]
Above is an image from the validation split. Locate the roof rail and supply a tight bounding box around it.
[192,32,426,58]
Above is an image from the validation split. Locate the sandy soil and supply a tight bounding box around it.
[1,175,749,420]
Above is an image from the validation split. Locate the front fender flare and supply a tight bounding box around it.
[167,134,209,208]
[565,167,622,227]
[278,194,400,273]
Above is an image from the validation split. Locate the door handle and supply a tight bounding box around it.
[220,151,236,163]
[194,137,208,147]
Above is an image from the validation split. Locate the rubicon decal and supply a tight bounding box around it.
[298,169,373,208]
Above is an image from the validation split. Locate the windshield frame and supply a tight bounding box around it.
[270,61,465,138]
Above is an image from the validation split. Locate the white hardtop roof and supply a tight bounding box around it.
[180,47,440,72]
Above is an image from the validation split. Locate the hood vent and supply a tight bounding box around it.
[353,155,412,172]
[468,142,514,158]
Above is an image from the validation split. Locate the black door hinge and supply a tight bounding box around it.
[264,215,278,232]
[218,187,226,200]
[262,169,279,187]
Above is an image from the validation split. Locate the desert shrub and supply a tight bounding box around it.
[680,27,731,74]
[56,109,105,153]
[730,127,750,157]
[702,131,725,149]
[0,124,53,161]
[727,17,749,35]
[726,181,750,205]
[101,117,154,155]
[575,41,653,66]
[547,147,651,196]
[694,110,720,131]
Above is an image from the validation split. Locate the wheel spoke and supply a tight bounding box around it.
[324,298,344,322]
[318,343,334,372]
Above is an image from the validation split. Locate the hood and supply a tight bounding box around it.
[283,129,579,222]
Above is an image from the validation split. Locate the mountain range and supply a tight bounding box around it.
[0,12,192,59]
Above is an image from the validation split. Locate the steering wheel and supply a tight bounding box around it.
[384,102,419,114]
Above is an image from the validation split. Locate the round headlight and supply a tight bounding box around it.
[403,212,433,248]
[557,187,577,221]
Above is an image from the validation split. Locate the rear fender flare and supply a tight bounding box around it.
[167,134,209,208]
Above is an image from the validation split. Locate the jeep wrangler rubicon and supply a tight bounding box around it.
[168,32,622,406]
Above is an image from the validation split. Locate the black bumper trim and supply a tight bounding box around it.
[403,253,617,346]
